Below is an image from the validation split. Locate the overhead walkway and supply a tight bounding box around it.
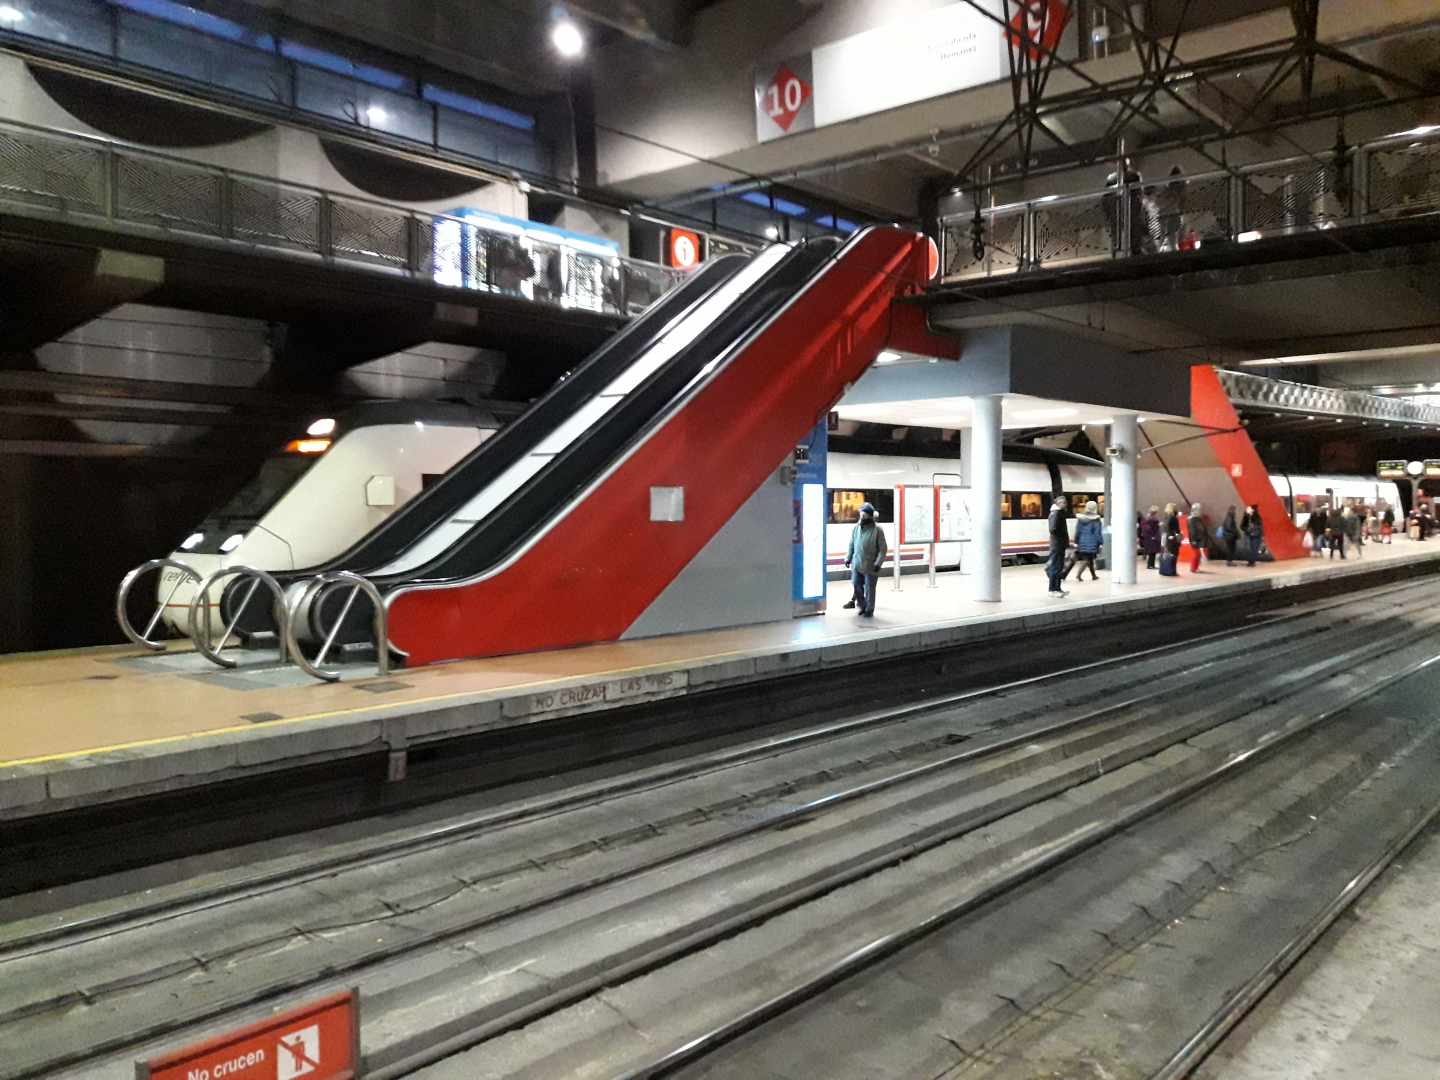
[939,129,1440,282]
[0,118,678,355]
[925,129,1440,371]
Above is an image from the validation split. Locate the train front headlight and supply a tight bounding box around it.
[219,532,245,553]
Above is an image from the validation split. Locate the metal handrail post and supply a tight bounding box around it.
[115,558,202,651]
[185,566,290,669]
[286,571,390,682]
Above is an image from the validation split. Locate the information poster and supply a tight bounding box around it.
[937,486,972,542]
[898,485,936,544]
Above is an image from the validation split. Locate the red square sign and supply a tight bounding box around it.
[668,227,703,269]
[760,64,812,134]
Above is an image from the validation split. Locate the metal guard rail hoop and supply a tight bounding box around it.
[186,565,290,669]
[286,571,391,683]
[115,557,201,651]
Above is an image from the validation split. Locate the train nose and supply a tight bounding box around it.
[159,552,225,639]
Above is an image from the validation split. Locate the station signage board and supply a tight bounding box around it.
[1427,460,1440,478]
[754,1,1072,142]
[137,991,358,1080]
[1377,460,1407,479]
[666,227,703,269]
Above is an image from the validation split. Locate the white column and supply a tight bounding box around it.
[1111,413,1138,586]
[971,394,1003,603]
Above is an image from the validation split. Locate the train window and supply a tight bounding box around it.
[829,489,866,524]
[1000,493,1012,520]
[864,490,895,521]
[1018,493,1044,519]
[212,454,313,523]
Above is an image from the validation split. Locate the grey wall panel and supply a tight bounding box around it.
[622,463,794,640]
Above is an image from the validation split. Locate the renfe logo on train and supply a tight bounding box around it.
[136,990,358,1080]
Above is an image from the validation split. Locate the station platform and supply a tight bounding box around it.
[3,539,1438,822]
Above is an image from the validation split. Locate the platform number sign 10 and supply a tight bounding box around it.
[760,63,812,134]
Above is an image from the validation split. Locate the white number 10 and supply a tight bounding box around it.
[766,77,804,117]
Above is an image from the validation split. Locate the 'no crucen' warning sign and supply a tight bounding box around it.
[137,990,359,1080]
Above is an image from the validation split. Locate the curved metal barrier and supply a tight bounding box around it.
[115,558,202,651]
[186,565,290,669]
[286,571,390,683]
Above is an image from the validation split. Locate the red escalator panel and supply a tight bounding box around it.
[388,228,931,664]
[1191,364,1306,560]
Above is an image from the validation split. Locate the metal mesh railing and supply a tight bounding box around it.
[1239,158,1348,234]
[938,131,1440,281]
[0,119,686,316]
[1366,140,1440,218]
[1033,193,1113,265]
[942,208,1023,279]
[115,154,225,234]
[0,127,106,213]
[230,176,320,250]
[1217,370,1440,426]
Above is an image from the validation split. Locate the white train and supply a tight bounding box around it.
[1269,473,1402,526]
[826,450,1105,575]
[158,402,498,636]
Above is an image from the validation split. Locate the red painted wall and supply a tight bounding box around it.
[1190,364,1307,560]
[387,228,931,664]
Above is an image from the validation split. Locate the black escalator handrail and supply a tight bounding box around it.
[379,235,851,596]
[298,254,751,581]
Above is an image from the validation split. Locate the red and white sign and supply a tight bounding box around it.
[759,63,812,134]
[668,227,703,269]
[138,991,359,1080]
[1007,0,1071,61]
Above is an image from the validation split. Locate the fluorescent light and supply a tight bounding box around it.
[220,532,244,553]
[551,18,584,58]
[180,532,204,551]
[1237,230,1262,243]
[306,417,336,436]
[876,350,902,364]
[0,6,25,23]
[364,105,388,125]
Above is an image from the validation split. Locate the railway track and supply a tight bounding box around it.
[5,573,1440,1078]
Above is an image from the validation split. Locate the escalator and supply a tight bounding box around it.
[296,237,836,644]
[376,226,933,664]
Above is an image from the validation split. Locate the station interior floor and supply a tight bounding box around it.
[1,537,1431,769]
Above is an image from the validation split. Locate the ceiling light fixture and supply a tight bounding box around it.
[551,17,585,59]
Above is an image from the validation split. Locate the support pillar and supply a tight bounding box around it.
[1111,413,1138,586]
[971,394,1003,602]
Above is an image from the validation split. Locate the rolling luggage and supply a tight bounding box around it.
[1158,551,1178,576]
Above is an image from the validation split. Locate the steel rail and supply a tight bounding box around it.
[12,601,1440,1080]
[4,572,1423,959]
[1149,784,1440,1079]
[618,648,1440,1080]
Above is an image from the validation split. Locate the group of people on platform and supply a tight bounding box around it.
[1302,503,1398,559]
[1048,497,1269,597]
[1044,494,1411,597]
